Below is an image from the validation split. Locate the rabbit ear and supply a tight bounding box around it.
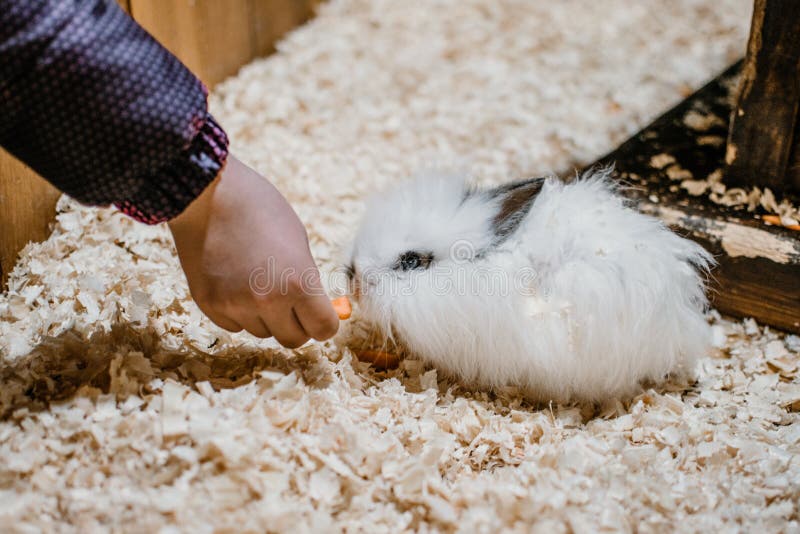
[487,177,545,242]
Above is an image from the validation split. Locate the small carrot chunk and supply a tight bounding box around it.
[356,350,401,369]
[331,296,352,320]
[762,214,800,231]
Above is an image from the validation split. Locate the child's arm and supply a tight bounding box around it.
[0,0,338,344]
[0,0,220,222]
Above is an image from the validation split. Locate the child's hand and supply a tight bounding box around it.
[168,156,339,347]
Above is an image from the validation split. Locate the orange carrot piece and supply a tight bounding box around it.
[356,350,401,369]
[762,214,800,231]
[331,296,352,320]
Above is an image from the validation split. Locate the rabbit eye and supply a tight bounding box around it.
[395,251,434,271]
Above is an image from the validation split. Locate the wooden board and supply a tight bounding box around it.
[250,0,320,58]
[725,0,800,194]
[0,152,61,288]
[589,63,800,333]
[130,0,317,87]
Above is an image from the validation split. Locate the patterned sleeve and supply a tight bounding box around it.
[0,0,229,224]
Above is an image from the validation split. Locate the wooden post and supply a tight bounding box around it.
[1,0,317,289]
[725,0,800,194]
[790,117,800,191]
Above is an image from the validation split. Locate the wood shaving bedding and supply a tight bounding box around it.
[674,103,800,226]
[678,166,800,228]
[5,0,798,531]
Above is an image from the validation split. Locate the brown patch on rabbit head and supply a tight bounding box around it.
[487,177,545,244]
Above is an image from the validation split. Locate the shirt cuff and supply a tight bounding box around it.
[114,112,229,224]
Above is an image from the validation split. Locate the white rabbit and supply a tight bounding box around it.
[346,169,714,402]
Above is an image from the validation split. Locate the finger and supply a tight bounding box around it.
[294,294,340,341]
[261,306,310,348]
[230,313,272,338]
[292,262,339,339]
[202,307,243,333]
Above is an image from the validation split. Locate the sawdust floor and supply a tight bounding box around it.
[2,0,799,532]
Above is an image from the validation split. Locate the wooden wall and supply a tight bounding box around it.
[121,0,318,87]
[0,0,317,288]
[0,159,61,287]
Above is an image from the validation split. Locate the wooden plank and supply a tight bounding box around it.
[130,0,317,88]
[589,63,800,334]
[638,203,800,333]
[0,151,61,289]
[725,0,800,194]
[130,0,254,87]
[250,0,317,57]
[116,0,131,14]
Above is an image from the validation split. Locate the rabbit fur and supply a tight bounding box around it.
[347,169,714,402]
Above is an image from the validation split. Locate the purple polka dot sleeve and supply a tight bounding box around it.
[0,0,229,224]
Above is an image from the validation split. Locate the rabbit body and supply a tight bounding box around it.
[349,171,713,402]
